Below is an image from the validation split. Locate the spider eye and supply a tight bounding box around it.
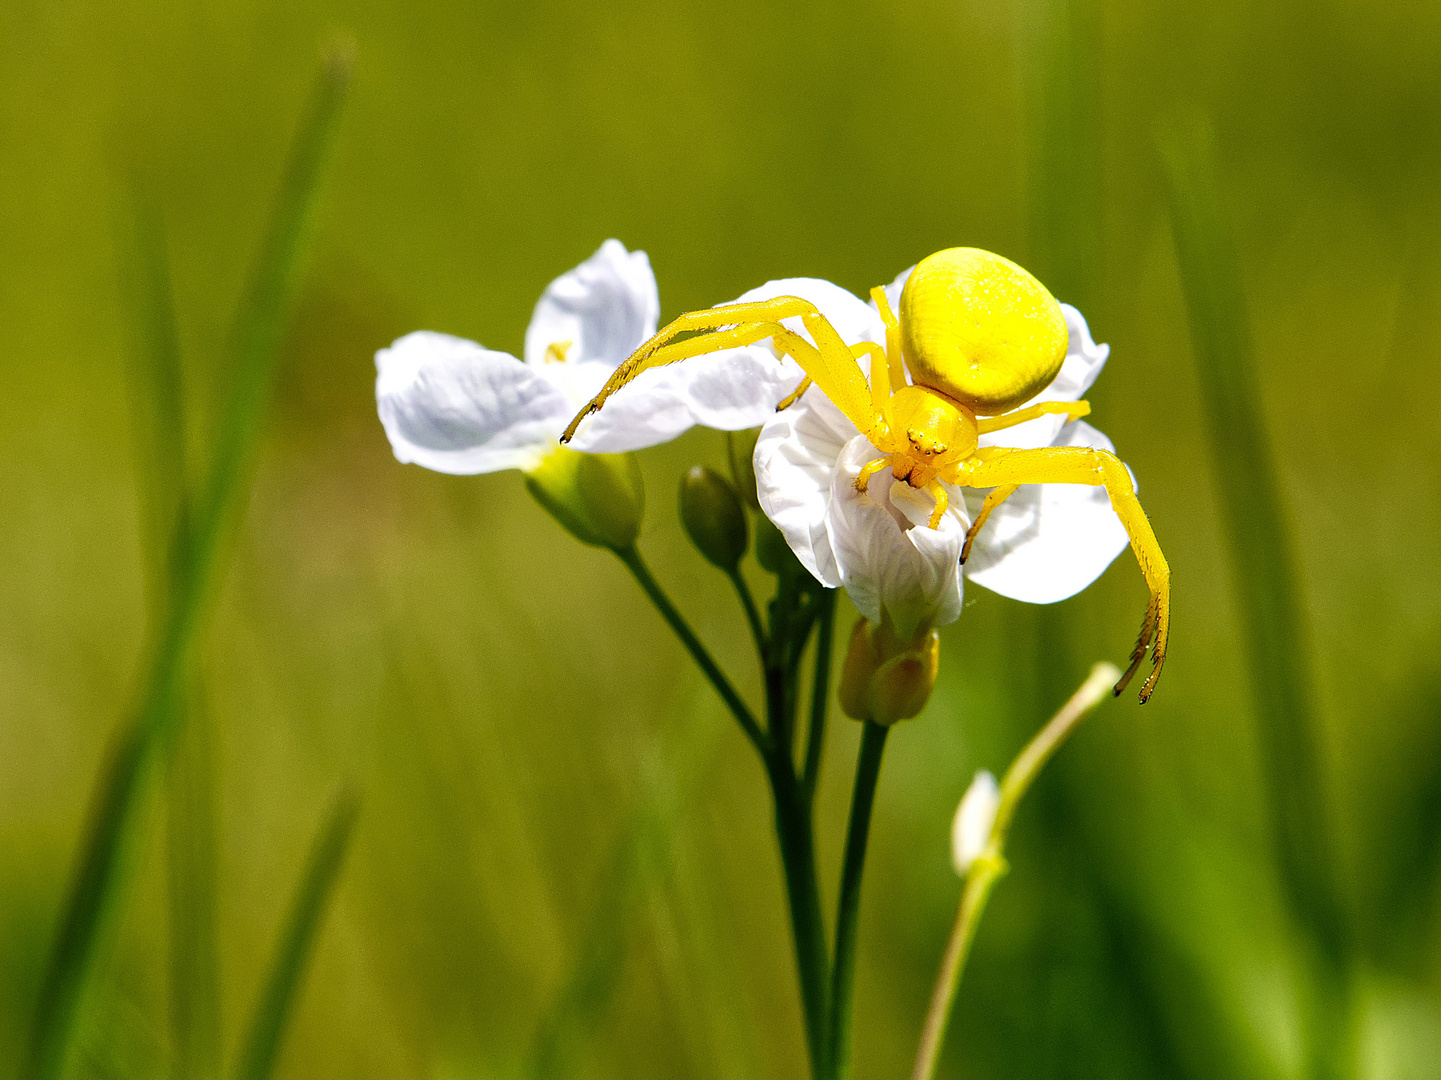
[890,385,978,461]
[899,248,1067,416]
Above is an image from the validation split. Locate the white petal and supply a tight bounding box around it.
[753,392,857,586]
[827,436,967,638]
[952,770,1000,876]
[376,332,572,474]
[524,239,659,370]
[571,348,810,453]
[1051,303,1110,400]
[963,420,1131,603]
[978,302,1112,452]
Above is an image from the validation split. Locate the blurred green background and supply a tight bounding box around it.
[2,0,1440,1076]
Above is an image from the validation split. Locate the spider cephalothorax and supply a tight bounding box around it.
[561,247,1170,701]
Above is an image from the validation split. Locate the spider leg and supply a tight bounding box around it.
[776,376,812,411]
[954,446,1170,702]
[561,297,881,443]
[775,340,888,413]
[924,479,949,530]
[868,287,909,392]
[855,455,893,493]
[959,484,1019,564]
[977,400,1091,435]
[850,340,893,418]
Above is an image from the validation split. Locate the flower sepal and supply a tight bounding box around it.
[524,446,645,551]
[837,614,941,725]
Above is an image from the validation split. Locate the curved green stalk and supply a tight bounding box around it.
[234,791,359,1080]
[615,546,766,755]
[728,567,769,659]
[912,663,1117,1080]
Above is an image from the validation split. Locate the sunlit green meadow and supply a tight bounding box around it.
[2,0,1440,1076]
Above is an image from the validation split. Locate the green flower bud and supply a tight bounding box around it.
[726,428,762,510]
[679,465,749,572]
[754,512,801,576]
[838,616,941,725]
[525,446,644,551]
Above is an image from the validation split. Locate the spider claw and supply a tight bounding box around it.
[1138,613,1169,704]
[1114,594,1160,698]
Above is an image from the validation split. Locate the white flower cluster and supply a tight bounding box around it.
[376,240,1131,634]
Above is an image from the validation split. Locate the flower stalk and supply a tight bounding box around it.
[612,546,767,757]
[828,719,890,1079]
[912,662,1120,1080]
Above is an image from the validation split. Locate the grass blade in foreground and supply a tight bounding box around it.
[234,791,360,1080]
[126,205,225,1079]
[26,49,352,1078]
[166,692,223,1078]
[1161,125,1349,1074]
[526,725,722,1077]
[912,663,1118,1080]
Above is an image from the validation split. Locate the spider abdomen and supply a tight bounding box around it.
[898,248,1068,416]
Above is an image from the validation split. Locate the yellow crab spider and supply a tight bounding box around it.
[561,248,1170,702]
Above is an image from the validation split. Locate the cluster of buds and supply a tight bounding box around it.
[837,615,941,725]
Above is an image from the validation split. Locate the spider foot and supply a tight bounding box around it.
[1114,592,1165,702]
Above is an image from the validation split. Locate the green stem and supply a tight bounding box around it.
[760,581,832,1079]
[828,719,889,1079]
[801,589,836,801]
[912,663,1117,1080]
[766,749,832,1078]
[728,567,769,659]
[621,547,833,1075]
[615,546,766,755]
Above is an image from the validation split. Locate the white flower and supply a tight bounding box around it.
[375,240,792,475]
[734,268,1130,633]
[951,770,1000,876]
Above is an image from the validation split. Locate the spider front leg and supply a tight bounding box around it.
[562,297,882,443]
[953,445,1171,702]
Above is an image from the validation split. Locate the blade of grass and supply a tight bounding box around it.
[1026,0,1102,311]
[125,202,224,1080]
[526,721,724,1077]
[1161,123,1350,1074]
[26,49,352,1078]
[165,690,222,1079]
[125,204,191,619]
[234,791,360,1080]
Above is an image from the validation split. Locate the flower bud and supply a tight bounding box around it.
[951,770,1000,875]
[726,428,762,510]
[679,465,749,572]
[838,616,941,725]
[754,511,801,576]
[525,446,644,551]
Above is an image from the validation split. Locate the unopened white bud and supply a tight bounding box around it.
[951,770,1000,876]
